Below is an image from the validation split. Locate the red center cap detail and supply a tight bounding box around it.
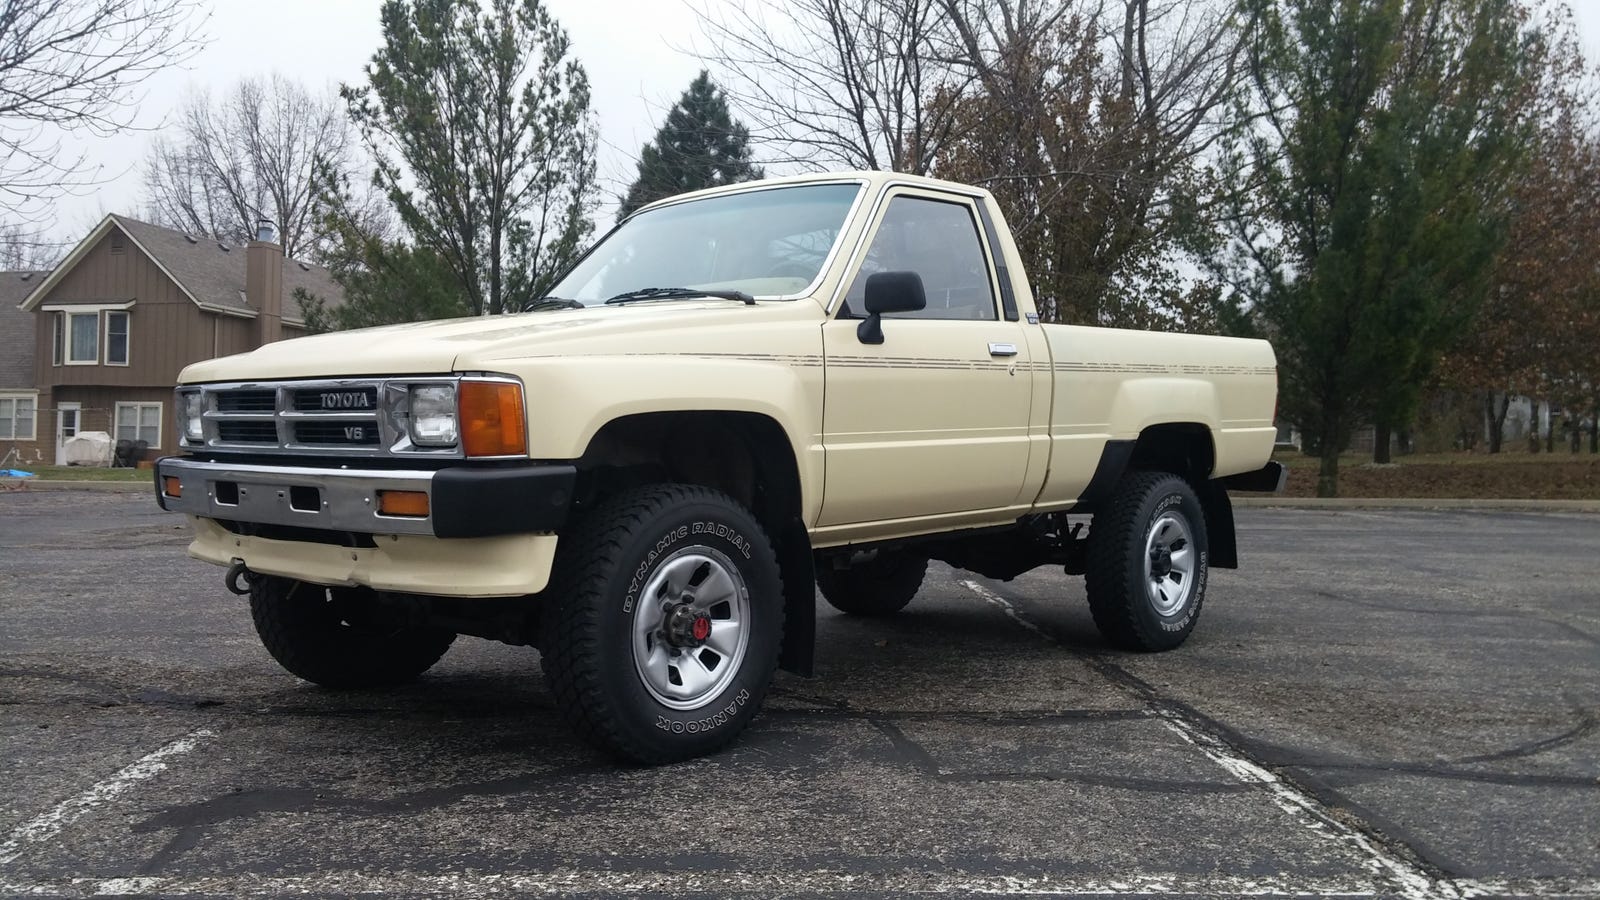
[691,616,712,642]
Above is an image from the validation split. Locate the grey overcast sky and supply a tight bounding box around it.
[38,0,1600,247]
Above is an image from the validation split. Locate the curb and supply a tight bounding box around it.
[1232,496,1600,512]
[0,479,150,494]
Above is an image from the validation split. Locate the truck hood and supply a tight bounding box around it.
[179,301,815,382]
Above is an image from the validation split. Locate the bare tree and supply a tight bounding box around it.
[0,220,63,269]
[0,0,207,221]
[934,0,1243,326]
[143,74,364,261]
[691,0,977,173]
[695,0,1241,327]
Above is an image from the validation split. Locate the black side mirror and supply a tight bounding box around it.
[858,271,926,344]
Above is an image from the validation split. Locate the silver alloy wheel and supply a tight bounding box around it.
[1143,511,1196,616]
[631,547,751,710]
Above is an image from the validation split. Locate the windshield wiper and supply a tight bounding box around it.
[522,297,585,312]
[604,287,756,305]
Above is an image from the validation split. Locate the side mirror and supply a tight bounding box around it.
[858,271,926,344]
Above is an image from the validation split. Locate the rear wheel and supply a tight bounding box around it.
[538,484,783,764]
[1084,472,1209,651]
[816,551,928,617]
[249,577,456,688]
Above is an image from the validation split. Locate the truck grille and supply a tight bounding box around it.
[183,377,464,459]
[215,390,275,413]
[292,387,377,413]
[217,421,278,443]
[293,421,381,446]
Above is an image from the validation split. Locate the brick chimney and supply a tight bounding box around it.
[247,219,284,345]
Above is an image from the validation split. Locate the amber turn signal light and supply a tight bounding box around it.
[162,476,181,498]
[460,380,527,457]
[377,490,430,517]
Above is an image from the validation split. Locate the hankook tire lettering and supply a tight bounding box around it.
[655,688,751,733]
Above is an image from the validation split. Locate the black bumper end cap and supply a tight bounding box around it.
[431,464,577,538]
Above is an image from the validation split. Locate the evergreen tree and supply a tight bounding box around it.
[1217,0,1545,495]
[341,0,598,316]
[619,71,761,219]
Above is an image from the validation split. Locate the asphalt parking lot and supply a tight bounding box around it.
[0,491,1596,899]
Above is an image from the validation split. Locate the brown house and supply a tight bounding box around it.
[12,214,342,465]
[1,270,47,467]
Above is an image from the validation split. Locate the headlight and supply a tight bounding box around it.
[409,384,458,446]
[179,391,204,442]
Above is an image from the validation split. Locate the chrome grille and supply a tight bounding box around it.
[294,420,381,446]
[218,421,278,443]
[292,387,377,413]
[215,390,275,412]
[182,377,467,459]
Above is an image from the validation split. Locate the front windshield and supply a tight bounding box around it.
[547,183,862,302]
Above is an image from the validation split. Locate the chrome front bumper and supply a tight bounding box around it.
[154,457,575,538]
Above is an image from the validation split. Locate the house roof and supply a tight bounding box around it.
[0,270,46,389]
[17,214,343,324]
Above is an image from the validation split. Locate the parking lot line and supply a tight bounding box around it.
[0,729,213,868]
[956,580,1460,900]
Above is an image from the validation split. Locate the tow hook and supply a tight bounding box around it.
[224,560,255,596]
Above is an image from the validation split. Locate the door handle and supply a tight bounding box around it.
[988,342,1018,357]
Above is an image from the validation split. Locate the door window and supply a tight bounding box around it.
[844,196,997,321]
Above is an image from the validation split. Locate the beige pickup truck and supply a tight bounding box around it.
[156,171,1282,763]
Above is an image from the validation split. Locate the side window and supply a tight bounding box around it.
[845,196,997,320]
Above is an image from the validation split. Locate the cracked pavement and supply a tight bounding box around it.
[0,492,1596,898]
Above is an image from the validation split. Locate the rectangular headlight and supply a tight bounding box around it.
[409,384,458,446]
[179,390,204,442]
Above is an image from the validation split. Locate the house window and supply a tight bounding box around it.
[66,312,99,364]
[115,402,162,446]
[0,395,36,440]
[105,311,129,365]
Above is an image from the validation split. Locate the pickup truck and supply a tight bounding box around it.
[155,171,1283,764]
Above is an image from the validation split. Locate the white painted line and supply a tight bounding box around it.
[2,871,1597,898]
[0,729,213,867]
[955,580,1484,900]
[1150,711,1443,900]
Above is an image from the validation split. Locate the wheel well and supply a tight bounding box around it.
[574,412,816,674]
[1129,422,1236,569]
[575,411,801,529]
[1129,422,1215,481]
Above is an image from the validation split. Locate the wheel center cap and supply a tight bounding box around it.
[1150,546,1174,577]
[665,604,713,648]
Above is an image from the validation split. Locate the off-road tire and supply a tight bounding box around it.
[1084,471,1209,652]
[249,577,456,688]
[538,484,784,764]
[816,552,928,617]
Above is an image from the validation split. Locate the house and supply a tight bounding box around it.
[12,214,342,465]
[1,270,47,466]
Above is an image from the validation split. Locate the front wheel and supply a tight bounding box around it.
[538,484,784,764]
[1084,471,1209,651]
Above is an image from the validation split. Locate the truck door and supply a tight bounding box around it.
[819,189,1035,527]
